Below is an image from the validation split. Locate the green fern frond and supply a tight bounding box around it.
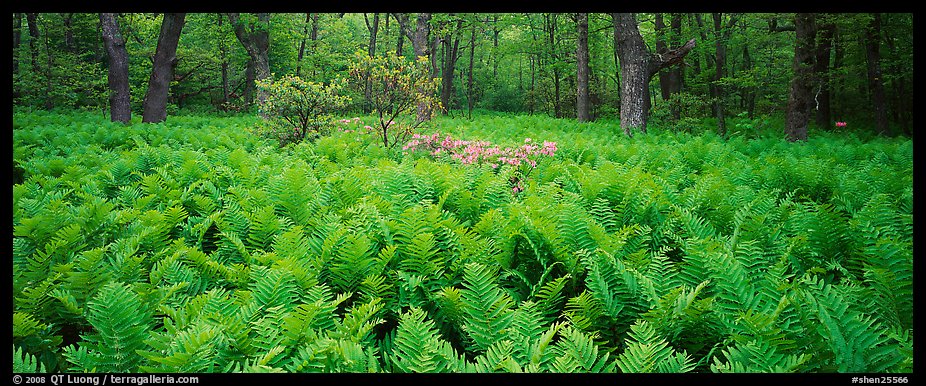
[460,262,515,353]
[390,307,467,373]
[615,320,694,373]
[13,345,46,373]
[710,339,809,373]
[77,282,151,372]
[549,325,615,373]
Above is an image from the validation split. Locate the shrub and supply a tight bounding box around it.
[255,74,350,147]
[348,52,441,148]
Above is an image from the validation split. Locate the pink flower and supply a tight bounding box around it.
[835,121,847,127]
[524,137,532,143]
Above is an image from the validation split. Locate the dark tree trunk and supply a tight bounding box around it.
[395,14,404,56]
[614,13,695,136]
[394,13,434,121]
[865,13,890,136]
[13,13,22,75]
[227,13,271,107]
[668,13,684,119]
[42,17,54,110]
[296,13,310,77]
[27,13,39,73]
[394,13,432,59]
[814,15,835,130]
[882,16,911,134]
[100,13,131,123]
[218,14,229,108]
[832,26,844,120]
[440,19,463,114]
[743,45,756,118]
[613,13,650,135]
[467,23,476,118]
[712,13,728,137]
[63,13,75,52]
[546,13,561,118]
[655,13,671,101]
[363,13,380,112]
[785,13,816,142]
[142,13,186,123]
[577,13,590,122]
[493,15,499,79]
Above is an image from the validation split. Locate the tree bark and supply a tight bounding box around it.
[467,22,476,118]
[296,13,310,77]
[227,13,271,107]
[63,13,75,52]
[218,14,229,108]
[26,13,39,74]
[394,13,432,59]
[142,13,186,123]
[363,13,380,112]
[865,13,890,136]
[655,13,671,101]
[393,13,434,121]
[712,13,728,137]
[614,13,695,136]
[813,15,835,130]
[576,12,590,122]
[785,13,816,142]
[440,19,463,114]
[100,13,131,123]
[13,13,22,75]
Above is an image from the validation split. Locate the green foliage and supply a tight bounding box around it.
[12,110,913,373]
[255,74,350,147]
[348,52,441,148]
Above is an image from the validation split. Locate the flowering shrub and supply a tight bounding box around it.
[403,133,557,195]
[403,133,557,168]
[835,121,847,128]
[254,74,350,147]
[348,52,441,148]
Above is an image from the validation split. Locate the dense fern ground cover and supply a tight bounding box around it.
[13,109,913,373]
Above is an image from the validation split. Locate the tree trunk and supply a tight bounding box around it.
[467,23,476,118]
[63,13,75,52]
[668,13,684,120]
[785,13,816,142]
[655,13,671,101]
[613,13,695,136]
[493,15,499,79]
[27,13,39,73]
[547,13,561,118]
[613,13,650,135]
[712,13,727,137]
[865,13,890,136]
[13,13,22,75]
[394,13,434,121]
[227,13,271,108]
[576,13,590,122]
[218,14,229,108]
[296,13,310,77]
[743,44,756,118]
[440,19,463,114]
[363,13,380,112]
[142,13,186,123]
[100,13,131,123]
[814,15,835,130]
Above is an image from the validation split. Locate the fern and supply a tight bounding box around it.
[710,340,809,373]
[615,320,695,373]
[67,282,151,372]
[14,345,47,373]
[460,262,515,353]
[389,307,467,373]
[549,325,615,373]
